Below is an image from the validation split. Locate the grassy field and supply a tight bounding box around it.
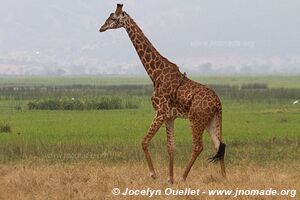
[1,75,300,88]
[0,162,298,199]
[0,76,299,199]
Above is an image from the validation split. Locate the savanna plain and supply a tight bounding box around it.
[0,76,299,200]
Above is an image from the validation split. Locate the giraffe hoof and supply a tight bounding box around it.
[221,172,227,179]
[150,172,156,179]
[180,177,186,182]
[168,178,174,184]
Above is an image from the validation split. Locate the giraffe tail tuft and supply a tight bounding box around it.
[208,142,226,163]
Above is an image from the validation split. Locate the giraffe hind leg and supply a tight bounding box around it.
[181,120,205,181]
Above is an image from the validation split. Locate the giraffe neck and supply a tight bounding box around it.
[124,16,180,82]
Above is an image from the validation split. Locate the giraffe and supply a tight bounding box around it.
[99,4,226,184]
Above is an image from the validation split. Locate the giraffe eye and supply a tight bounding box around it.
[111,18,117,21]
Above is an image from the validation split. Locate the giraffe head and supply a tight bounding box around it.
[99,4,128,32]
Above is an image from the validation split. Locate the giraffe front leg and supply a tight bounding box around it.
[141,113,165,179]
[166,119,174,184]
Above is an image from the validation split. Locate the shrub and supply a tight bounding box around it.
[0,123,11,133]
[28,99,61,110]
[27,96,140,111]
[124,98,140,109]
[61,101,74,110]
[14,105,22,110]
[94,96,123,110]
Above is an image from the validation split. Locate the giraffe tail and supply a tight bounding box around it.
[207,107,226,177]
[207,107,226,163]
[208,142,226,163]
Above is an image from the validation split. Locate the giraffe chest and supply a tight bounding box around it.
[173,80,196,106]
[151,89,190,118]
[170,103,189,118]
[175,89,194,106]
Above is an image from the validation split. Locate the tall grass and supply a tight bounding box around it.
[1,83,299,102]
[240,83,268,90]
[0,162,298,200]
[0,85,153,100]
[208,84,300,102]
[27,96,141,110]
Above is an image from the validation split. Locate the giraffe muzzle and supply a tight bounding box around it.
[99,27,106,32]
[99,25,108,32]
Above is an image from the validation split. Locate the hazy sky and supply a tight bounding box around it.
[0,0,299,75]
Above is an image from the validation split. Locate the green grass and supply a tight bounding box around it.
[0,76,299,166]
[0,98,299,165]
[1,75,300,88]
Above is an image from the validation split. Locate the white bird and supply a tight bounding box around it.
[293,100,299,105]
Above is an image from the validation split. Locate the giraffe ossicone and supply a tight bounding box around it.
[99,4,226,183]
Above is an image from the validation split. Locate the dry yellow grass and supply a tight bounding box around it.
[0,160,299,200]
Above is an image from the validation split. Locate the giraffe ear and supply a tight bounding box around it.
[115,4,123,16]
